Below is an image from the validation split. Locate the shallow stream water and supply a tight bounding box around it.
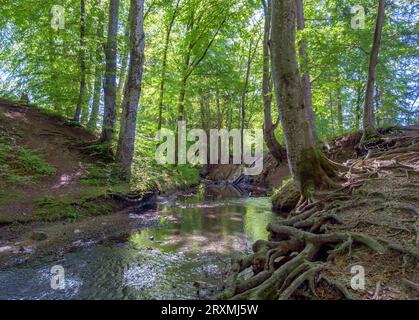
[0,185,278,300]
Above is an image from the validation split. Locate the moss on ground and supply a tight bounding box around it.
[0,135,56,188]
[34,195,115,222]
[81,162,121,187]
[15,147,56,176]
[271,179,299,213]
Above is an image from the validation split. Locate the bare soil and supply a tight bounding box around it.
[0,100,96,219]
[0,101,155,267]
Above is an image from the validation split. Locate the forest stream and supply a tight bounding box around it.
[1,0,418,304]
[0,184,278,300]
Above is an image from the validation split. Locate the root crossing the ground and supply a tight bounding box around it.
[218,133,419,300]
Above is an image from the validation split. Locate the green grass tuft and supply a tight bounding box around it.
[0,136,56,190]
[16,147,56,176]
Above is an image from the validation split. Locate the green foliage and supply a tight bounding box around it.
[130,155,200,194]
[0,0,417,181]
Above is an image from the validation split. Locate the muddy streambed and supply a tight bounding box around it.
[0,185,279,300]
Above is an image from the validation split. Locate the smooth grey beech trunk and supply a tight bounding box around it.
[101,0,120,143]
[240,32,261,157]
[262,0,286,162]
[87,55,103,131]
[337,83,343,135]
[88,12,105,131]
[240,38,253,157]
[116,17,131,122]
[116,0,145,179]
[270,0,335,195]
[74,0,86,123]
[362,0,385,141]
[295,0,317,141]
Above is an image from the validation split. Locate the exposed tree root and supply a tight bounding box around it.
[318,274,355,300]
[402,279,419,292]
[332,219,412,235]
[218,134,419,300]
[376,237,419,260]
[278,263,323,300]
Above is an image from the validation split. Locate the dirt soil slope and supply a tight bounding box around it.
[0,101,155,267]
[0,100,97,218]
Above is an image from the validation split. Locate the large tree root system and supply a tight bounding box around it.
[218,133,419,300]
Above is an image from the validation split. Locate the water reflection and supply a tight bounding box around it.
[0,185,278,300]
[129,190,276,255]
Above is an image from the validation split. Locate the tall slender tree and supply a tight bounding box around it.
[116,0,146,179]
[270,0,337,201]
[362,0,386,142]
[101,0,120,144]
[261,0,286,162]
[74,0,86,123]
[174,6,226,160]
[295,0,316,140]
[116,17,131,120]
[337,80,344,135]
[157,0,181,137]
[87,8,105,131]
[240,33,261,157]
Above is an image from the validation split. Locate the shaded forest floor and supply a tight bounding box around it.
[220,127,419,300]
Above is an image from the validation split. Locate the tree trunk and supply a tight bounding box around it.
[157,0,181,137]
[74,0,86,123]
[88,14,105,131]
[174,48,192,160]
[174,11,225,161]
[355,83,364,130]
[216,90,222,161]
[88,60,103,131]
[329,91,334,135]
[262,0,286,162]
[200,94,211,166]
[227,96,232,131]
[295,0,316,140]
[362,0,385,141]
[240,54,249,157]
[116,17,131,122]
[177,75,188,124]
[270,0,336,197]
[241,34,261,157]
[101,0,120,144]
[375,84,383,126]
[116,0,146,180]
[337,81,343,135]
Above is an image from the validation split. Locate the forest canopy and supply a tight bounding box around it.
[0,0,417,148]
